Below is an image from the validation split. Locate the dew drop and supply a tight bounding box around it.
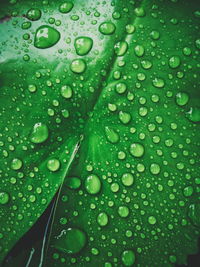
[11,158,23,170]
[118,206,129,218]
[47,158,60,172]
[134,7,145,17]
[150,163,160,175]
[26,8,41,21]
[105,126,119,144]
[134,45,145,57]
[152,77,165,88]
[0,192,10,205]
[55,228,87,254]
[85,174,101,195]
[30,123,49,144]
[99,22,116,35]
[61,85,73,99]
[121,173,134,187]
[119,111,131,124]
[130,143,144,158]
[148,215,157,225]
[74,37,93,56]
[115,82,127,94]
[121,250,135,266]
[66,177,81,190]
[114,41,128,56]
[59,2,74,13]
[70,59,86,73]
[183,185,193,197]
[169,56,181,69]
[34,25,60,49]
[187,203,200,227]
[186,107,200,123]
[175,92,189,106]
[97,212,108,226]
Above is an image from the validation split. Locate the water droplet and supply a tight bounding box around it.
[70,59,86,73]
[148,215,157,225]
[61,85,73,99]
[183,185,193,197]
[187,203,200,227]
[186,107,200,123]
[74,37,93,56]
[0,192,10,205]
[114,41,128,56]
[34,25,60,49]
[30,123,49,144]
[169,56,181,68]
[115,82,127,94]
[125,24,135,34]
[66,177,81,190]
[134,45,145,57]
[99,22,116,35]
[183,47,191,56]
[11,158,23,170]
[150,30,160,40]
[134,7,145,17]
[28,84,37,93]
[175,92,189,106]
[22,21,31,29]
[121,173,134,187]
[119,111,131,124]
[121,250,135,266]
[118,206,129,218]
[55,228,87,254]
[97,212,108,226]
[105,126,119,144]
[47,158,60,172]
[150,163,160,175]
[152,77,165,88]
[26,8,41,21]
[85,174,101,195]
[130,143,144,158]
[59,2,74,13]
[141,60,152,69]
[195,39,200,49]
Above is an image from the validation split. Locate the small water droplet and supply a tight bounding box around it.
[61,85,73,99]
[187,203,200,227]
[186,107,200,123]
[11,158,23,170]
[183,185,193,197]
[66,177,81,190]
[134,45,145,57]
[121,173,134,187]
[150,163,160,175]
[119,111,131,124]
[152,77,165,88]
[175,92,189,106]
[169,56,181,68]
[118,206,129,218]
[115,82,127,94]
[148,215,157,225]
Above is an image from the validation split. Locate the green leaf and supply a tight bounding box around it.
[0,0,200,266]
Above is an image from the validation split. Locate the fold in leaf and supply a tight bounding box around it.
[0,0,200,266]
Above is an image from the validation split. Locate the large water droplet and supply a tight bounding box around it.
[0,192,10,205]
[150,163,160,175]
[105,126,119,144]
[74,37,93,56]
[169,56,181,68]
[61,85,73,99]
[130,143,144,157]
[186,107,200,123]
[152,77,165,88]
[70,59,86,73]
[121,173,134,187]
[66,177,81,190]
[188,203,200,227]
[97,212,108,226]
[30,123,49,144]
[26,8,41,21]
[134,45,145,57]
[148,215,157,225]
[11,158,23,170]
[119,111,131,124]
[121,250,135,266]
[118,206,129,218]
[99,22,116,35]
[175,92,189,106]
[34,25,60,49]
[85,174,101,194]
[55,228,87,254]
[114,41,128,56]
[47,158,60,172]
[59,2,74,13]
